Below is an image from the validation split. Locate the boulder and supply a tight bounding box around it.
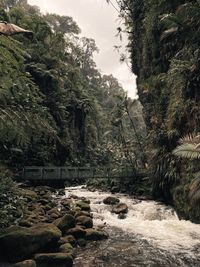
[75,201,90,211]
[75,215,93,228]
[14,260,36,267]
[112,203,128,214]
[66,226,86,239]
[0,224,61,262]
[58,235,76,246]
[35,253,73,267]
[59,243,74,256]
[21,189,38,201]
[53,214,75,233]
[75,211,92,218]
[60,199,71,209]
[118,213,127,219]
[103,196,120,205]
[85,228,108,241]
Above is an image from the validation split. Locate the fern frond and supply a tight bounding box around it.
[173,143,200,159]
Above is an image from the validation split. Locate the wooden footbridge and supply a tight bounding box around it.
[21,166,134,181]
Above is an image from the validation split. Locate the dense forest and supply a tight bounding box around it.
[116,0,200,222]
[0,0,145,170]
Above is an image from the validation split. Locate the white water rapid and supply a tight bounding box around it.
[66,186,200,267]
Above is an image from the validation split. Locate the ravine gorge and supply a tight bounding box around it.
[0,0,200,266]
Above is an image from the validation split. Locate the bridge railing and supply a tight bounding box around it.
[22,166,134,180]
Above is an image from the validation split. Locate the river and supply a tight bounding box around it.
[65,186,200,267]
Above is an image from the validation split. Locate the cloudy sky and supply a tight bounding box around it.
[28,0,137,98]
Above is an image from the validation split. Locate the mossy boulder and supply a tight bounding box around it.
[53,214,75,233]
[58,235,76,246]
[21,189,38,201]
[34,253,73,267]
[103,196,120,205]
[66,226,86,238]
[75,215,93,228]
[60,199,71,209]
[59,243,74,257]
[0,224,61,262]
[14,260,36,267]
[85,228,108,241]
[75,201,90,211]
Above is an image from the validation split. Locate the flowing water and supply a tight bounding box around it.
[65,186,200,267]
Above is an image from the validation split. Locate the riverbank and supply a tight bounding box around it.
[0,183,108,267]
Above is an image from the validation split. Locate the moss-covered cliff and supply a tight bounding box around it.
[120,0,200,221]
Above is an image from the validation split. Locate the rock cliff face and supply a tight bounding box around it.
[125,0,200,220]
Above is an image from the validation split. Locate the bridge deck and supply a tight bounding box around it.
[22,166,134,180]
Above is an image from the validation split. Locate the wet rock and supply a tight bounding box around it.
[75,211,92,218]
[21,189,38,202]
[69,194,79,199]
[118,213,127,219]
[75,215,93,228]
[60,199,71,209]
[59,243,74,256]
[0,224,61,262]
[14,260,36,267]
[77,238,86,247]
[58,235,76,246]
[103,196,120,205]
[34,253,73,267]
[85,228,108,241]
[75,201,90,211]
[112,203,128,214]
[53,214,75,233]
[47,208,61,221]
[66,226,86,238]
[57,189,65,196]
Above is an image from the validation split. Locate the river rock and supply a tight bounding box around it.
[112,203,128,214]
[76,215,93,228]
[103,196,120,205]
[34,253,73,267]
[75,211,92,218]
[14,260,36,267]
[59,243,74,256]
[0,224,62,262]
[66,226,86,238]
[75,201,90,211]
[60,199,71,209]
[53,214,75,232]
[21,189,38,202]
[118,213,127,219]
[85,228,108,241]
[58,235,76,246]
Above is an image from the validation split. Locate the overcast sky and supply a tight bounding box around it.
[28,0,137,98]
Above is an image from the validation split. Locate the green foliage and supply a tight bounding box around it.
[119,0,200,219]
[173,134,200,159]
[0,1,145,171]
